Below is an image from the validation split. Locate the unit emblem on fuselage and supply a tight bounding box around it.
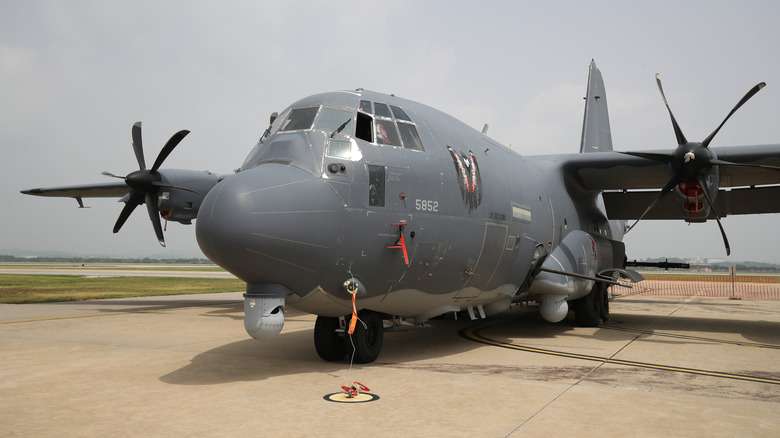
[447,146,482,211]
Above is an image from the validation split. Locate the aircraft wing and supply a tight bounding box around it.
[555,143,780,220]
[21,182,130,199]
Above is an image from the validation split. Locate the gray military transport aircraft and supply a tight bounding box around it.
[22,61,780,363]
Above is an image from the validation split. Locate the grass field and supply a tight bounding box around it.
[0,274,245,304]
[0,263,226,272]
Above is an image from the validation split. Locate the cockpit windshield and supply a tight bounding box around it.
[315,108,352,133]
[250,98,423,165]
[279,107,319,132]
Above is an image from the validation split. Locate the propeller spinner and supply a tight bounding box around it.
[104,122,190,247]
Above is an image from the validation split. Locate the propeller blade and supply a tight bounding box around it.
[113,191,143,233]
[626,174,680,233]
[145,193,166,247]
[656,74,688,145]
[151,130,190,172]
[711,158,780,171]
[697,176,731,256]
[131,122,146,170]
[113,122,191,245]
[701,82,766,148]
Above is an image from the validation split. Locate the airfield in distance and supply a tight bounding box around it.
[1,271,778,436]
[0,262,236,279]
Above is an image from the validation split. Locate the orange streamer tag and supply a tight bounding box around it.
[348,291,357,335]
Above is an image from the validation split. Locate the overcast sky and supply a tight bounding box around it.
[2,0,780,262]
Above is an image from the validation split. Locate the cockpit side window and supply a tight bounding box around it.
[355,101,425,151]
[390,105,411,121]
[269,108,289,135]
[356,112,373,142]
[376,119,401,146]
[397,122,424,151]
[279,107,319,132]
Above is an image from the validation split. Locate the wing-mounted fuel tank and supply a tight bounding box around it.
[528,230,624,323]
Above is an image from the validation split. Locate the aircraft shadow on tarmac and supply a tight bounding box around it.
[159,317,485,386]
[158,301,779,386]
[479,307,779,351]
[599,313,779,345]
[158,310,612,386]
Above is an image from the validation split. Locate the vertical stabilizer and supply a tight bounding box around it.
[579,60,613,153]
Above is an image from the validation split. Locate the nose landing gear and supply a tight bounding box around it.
[314,310,385,364]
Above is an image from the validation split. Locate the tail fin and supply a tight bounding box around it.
[579,60,613,153]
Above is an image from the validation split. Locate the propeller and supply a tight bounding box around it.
[104,122,190,247]
[622,75,768,256]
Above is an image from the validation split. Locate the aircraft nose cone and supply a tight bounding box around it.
[196,165,344,291]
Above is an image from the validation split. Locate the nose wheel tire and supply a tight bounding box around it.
[314,316,347,361]
[346,310,384,364]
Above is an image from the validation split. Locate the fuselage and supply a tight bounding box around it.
[195,89,617,321]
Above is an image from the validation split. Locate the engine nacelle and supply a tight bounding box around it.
[672,152,720,223]
[673,177,718,223]
[156,169,222,224]
[243,295,285,339]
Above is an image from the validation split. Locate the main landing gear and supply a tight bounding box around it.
[572,282,610,327]
[314,310,384,363]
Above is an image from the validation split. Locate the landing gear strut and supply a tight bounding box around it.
[313,310,384,363]
[573,282,609,327]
